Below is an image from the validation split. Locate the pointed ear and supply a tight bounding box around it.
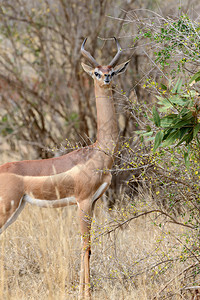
[114,60,130,75]
[81,62,94,77]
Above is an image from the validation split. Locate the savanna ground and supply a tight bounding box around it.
[1,0,200,299]
[0,195,193,300]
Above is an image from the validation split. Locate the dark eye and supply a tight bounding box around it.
[111,72,115,77]
[94,72,101,78]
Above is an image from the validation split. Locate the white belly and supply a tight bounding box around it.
[23,194,77,208]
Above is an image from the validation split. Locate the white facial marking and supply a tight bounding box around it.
[0,197,2,202]
[94,68,103,80]
[11,200,14,207]
[94,67,115,84]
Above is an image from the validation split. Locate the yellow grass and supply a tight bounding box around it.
[0,196,193,300]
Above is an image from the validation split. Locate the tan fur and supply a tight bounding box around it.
[0,146,96,176]
[0,153,112,227]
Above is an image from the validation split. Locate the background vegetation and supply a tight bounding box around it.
[1,0,200,299]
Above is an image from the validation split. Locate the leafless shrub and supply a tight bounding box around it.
[0,0,145,161]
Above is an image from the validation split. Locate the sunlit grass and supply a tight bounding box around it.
[0,197,194,299]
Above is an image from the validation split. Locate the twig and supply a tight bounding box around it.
[153,262,199,299]
[94,209,194,241]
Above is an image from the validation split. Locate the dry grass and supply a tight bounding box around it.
[0,195,195,300]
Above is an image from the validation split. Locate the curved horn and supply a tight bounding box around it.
[81,38,99,67]
[108,37,123,67]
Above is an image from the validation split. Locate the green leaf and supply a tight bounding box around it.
[185,132,193,145]
[184,151,190,167]
[193,123,200,137]
[172,78,183,94]
[163,128,176,140]
[162,130,180,147]
[153,106,160,127]
[179,111,193,120]
[156,95,173,110]
[169,95,189,106]
[176,130,193,146]
[160,83,167,90]
[146,125,152,132]
[2,115,8,122]
[135,130,146,135]
[143,131,153,136]
[146,136,155,142]
[173,117,194,128]
[189,70,200,85]
[153,131,164,152]
[179,127,191,139]
[160,114,177,127]
[180,107,189,115]
[156,95,165,102]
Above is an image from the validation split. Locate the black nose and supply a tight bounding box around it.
[104,74,110,83]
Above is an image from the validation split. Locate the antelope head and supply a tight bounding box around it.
[81,37,130,87]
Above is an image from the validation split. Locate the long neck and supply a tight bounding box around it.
[94,81,118,154]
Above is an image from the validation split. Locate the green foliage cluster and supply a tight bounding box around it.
[142,14,200,72]
[119,12,200,292]
[137,77,200,166]
[152,77,200,154]
[136,14,200,163]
